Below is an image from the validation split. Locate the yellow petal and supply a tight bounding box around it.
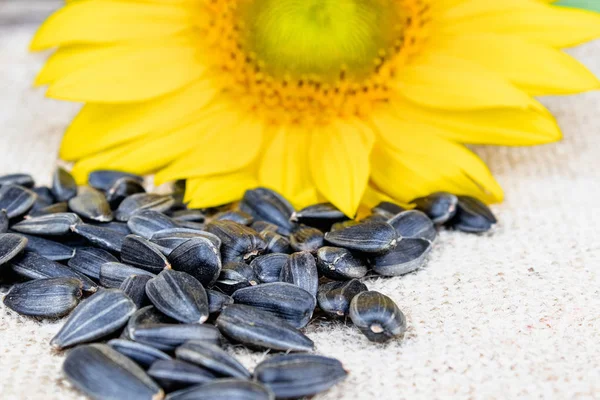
[393,54,533,110]
[370,113,503,204]
[309,120,373,217]
[258,125,318,209]
[429,34,599,95]
[155,113,264,184]
[60,78,217,160]
[47,36,205,103]
[186,173,258,209]
[31,0,193,50]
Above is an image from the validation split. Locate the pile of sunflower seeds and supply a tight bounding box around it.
[0,169,496,400]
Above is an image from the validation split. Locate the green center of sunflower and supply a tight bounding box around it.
[237,0,405,83]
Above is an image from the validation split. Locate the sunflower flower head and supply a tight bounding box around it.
[32,0,600,216]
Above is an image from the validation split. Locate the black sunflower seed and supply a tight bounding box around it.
[151,228,222,252]
[205,220,266,264]
[317,279,368,318]
[52,167,78,202]
[28,201,69,217]
[0,210,8,233]
[412,192,458,224]
[232,282,316,329]
[165,379,273,400]
[176,340,251,379]
[315,246,367,280]
[100,262,157,288]
[51,289,137,349]
[120,275,153,308]
[370,238,431,276]
[324,221,397,254]
[2,277,82,318]
[0,233,28,266]
[289,226,324,253]
[94,221,132,235]
[125,305,176,339]
[63,344,164,400]
[250,253,289,283]
[88,170,144,192]
[359,214,389,224]
[169,209,206,223]
[19,233,75,261]
[68,186,113,222]
[250,221,280,235]
[240,188,295,235]
[371,201,405,219]
[254,354,347,399]
[207,290,233,315]
[121,235,172,273]
[131,323,222,352]
[290,203,348,232]
[280,252,318,298]
[149,359,217,392]
[31,186,55,208]
[215,304,314,352]
[260,230,292,254]
[0,173,35,189]
[167,237,221,287]
[388,210,436,242]
[330,220,360,232]
[349,291,407,343]
[115,193,175,222]
[212,210,253,226]
[448,195,497,233]
[11,212,81,236]
[0,184,38,219]
[71,223,126,253]
[127,209,179,239]
[214,262,259,295]
[68,247,118,279]
[108,339,171,369]
[106,177,147,209]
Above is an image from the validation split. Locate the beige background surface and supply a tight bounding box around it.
[1,3,600,399]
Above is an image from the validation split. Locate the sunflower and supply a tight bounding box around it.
[31,0,600,216]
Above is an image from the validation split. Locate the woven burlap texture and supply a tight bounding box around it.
[1,15,600,400]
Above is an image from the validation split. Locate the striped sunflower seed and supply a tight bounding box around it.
[324,221,397,254]
[371,201,405,219]
[205,220,266,264]
[11,212,81,236]
[52,167,78,202]
[214,262,258,295]
[388,210,436,242]
[51,289,137,349]
[215,304,314,352]
[167,237,221,287]
[20,233,75,261]
[0,173,35,189]
[125,306,176,339]
[68,247,118,279]
[127,210,179,239]
[146,270,209,324]
[106,177,146,209]
[68,187,113,222]
[31,186,55,209]
[370,238,431,276]
[254,354,347,399]
[0,233,28,265]
[108,339,171,369]
[165,379,273,400]
[412,192,458,224]
[231,282,316,329]
[93,221,132,235]
[250,253,289,283]
[28,201,69,217]
[358,214,389,224]
[260,230,292,254]
[0,184,38,219]
[100,262,157,288]
[212,210,253,226]
[207,290,233,315]
[115,193,175,222]
[0,210,8,233]
[349,291,407,343]
[317,279,368,318]
[169,209,206,223]
[151,228,222,250]
[149,359,217,392]
[71,223,126,253]
[290,203,348,231]
[280,252,318,298]
[88,170,144,192]
[175,341,251,379]
[290,226,324,253]
[250,221,280,235]
[448,195,497,233]
[121,235,171,273]
[63,344,164,400]
[330,220,360,232]
[131,323,222,352]
[240,188,295,236]
[2,277,82,318]
[120,275,153,308]
[316,247,367,280]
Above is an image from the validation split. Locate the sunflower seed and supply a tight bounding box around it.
[330,220,360,232]
[279,252,318,298]
[232,282,315,329]
[165,379,273,400]
[9,251,97,293]
[349,291,407,343]
[176,340,251,379]
[68,187,113,222]
[240,188,295,235]
[31,186,55,207]
[205,221,266,264]
[63,344,164,400]
[176,221,206,231]
[216,304,314,352]
[388,210,436,242]
[89,170,144,192]
[289,226,323,253]
[254,354,347,399]
[0,184,37,219]
[260,230,292,254]
[169,209,206,223]
[122,235,171,273]
[412,192,458,224]
[18,233,75,261]
[315,246,367,280]
[127,210,179,239]
[146,270,209,324]
[68,247,118,279]
[126,306,176,339]
[0,210,8,233]
[106,177,146,209]
[0,233,28,265]
[108,339,171,369]
[11,212,81,236]
[115,193,175,222]
[290,203,348,231]
[170,180,187,211]
[71,223,126,252]
[250,221,280,235]
[51,289,137,349]
[28,201,69,217]
[215,262,259,295]
[324,221,397,254]
[131,323,222,352]
[149,359,217,392]
[371,201,405,219]
[448,195,497,233]
[151,228,222,251]
[2,277,82,318]
[207,290,233,315]
[250,253,289,283]
[213,210,253,226]
[52,167,78,202]
[317,280,368,318]
[94,221,131,235]
[0,173,34,189]
[120,275,153,308]
[370,238,431,276]
[168,238,221,287]
[100,262,156,288]
[358,214,389,224]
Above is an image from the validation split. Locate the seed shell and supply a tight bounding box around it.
[324,221,398,254]
[100,262,157,288]
[290,203,348,231]
[215,304,314,352]
[128,210,180,239]
[289,226,324,253]
[149,359,217,392]
[0,233,28,265]
[448,195,497,233]
[20,233,75,261]
[316,247,367,280]
[126,306,176,339]
[254,354,347,399]
[371,201,405,219]
[370,238,431,276]
[151,229,222,250]
[165,379,274,400]
[317,280,368,318]
[176,341,251,379]
[2,277,82,318]
[213,210,253,226]
[215,262,259,295]
[51,289,137,349]
[31,186,55,205]
[279,252,318,298]
[63,344,164,400]
[240,188,295,235]
[167,237,221,287]
[120,275,153,308]
[108,339,171,369]
[68,187,113,222]
[0,210,8,233]
[349,291,407,343]
[115,193,175,222]
[388,210,436,242]
[28,201,69,217]
[0,184,38,219]
[207,290,233,314]
[412,192,458,224]
[250,253,289,283]
[68,247,118,279]
[205,220,266,264]
[0,173,35,189]
[122,235,172,273]
[93,221,132,235]
[71,223,126,252]
[52,167,78,202]
[11,212,81,236]
[88,170,144,192]
[106,177,147,209]
[131,323,222,352]
[169,209,206,223]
